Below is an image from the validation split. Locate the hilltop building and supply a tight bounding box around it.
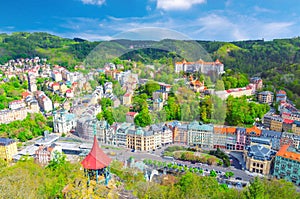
[175,59,224,75]
[257,91,274,105]
[276,90,287,103]
[250,77,263,91]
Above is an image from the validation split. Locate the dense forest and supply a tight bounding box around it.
[0,32,299,106]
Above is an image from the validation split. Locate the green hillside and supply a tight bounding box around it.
[0,32,299,106]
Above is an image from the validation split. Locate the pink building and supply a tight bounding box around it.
[236,128,246,150]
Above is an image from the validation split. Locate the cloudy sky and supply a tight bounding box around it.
[0,0,299,41]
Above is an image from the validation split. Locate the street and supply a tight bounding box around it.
[101,145,254,182]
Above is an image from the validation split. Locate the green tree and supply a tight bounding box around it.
[215,79,225,91]
[145,81,160,97]
[134,106,151,127]
[112,105,129,122]
[210,170,217,177]
[113,82,126,98]
[246,177,265,199]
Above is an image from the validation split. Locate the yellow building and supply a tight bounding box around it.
[0,138,17,161]
[59,84,68,94]
[244,144,276,175]
[270,117,283,132]
[292,121,300,135]
[126,127,155,151]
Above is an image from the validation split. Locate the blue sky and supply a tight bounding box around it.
[0,0,299,41]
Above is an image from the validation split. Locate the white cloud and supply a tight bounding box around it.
[58,12,296,42]
[195,14,249,41]
[156,0,206,11]
[81,0,105,6]
[261,22,294,39]
[254,6,275,13]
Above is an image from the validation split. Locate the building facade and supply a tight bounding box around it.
[0,138,17,161]
[257,91,274,105]
[187,121,214,148]
[53,111,77,134]
[273,145,300,186]
[35,144,62,165]
[127,127,155,151]
[175,59,224,75]
[244,144,276,175]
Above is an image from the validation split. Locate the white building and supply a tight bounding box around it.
[51,71,62,82]
[35,144,62,165]
[36,91,53,112]
[53,111,77,134]
[9,100,26,110]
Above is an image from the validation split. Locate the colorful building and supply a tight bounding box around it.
[292,121,300,135]
[276,90,287,103]
[212,126,227,149]
[273,145,300,186]
[257,91,274,105]
[53,110,77,134]
[226,127,237,150]
[187,121,214,148]
[244,143,276,175]
[35,143,62,165]
[172,123,188,145]
[236,128,246,150]
[126,127,156,151]
[280,132,300,150]
[126,112,138,124]
[0,138,17,161]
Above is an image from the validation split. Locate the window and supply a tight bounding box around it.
[253,163,256,167]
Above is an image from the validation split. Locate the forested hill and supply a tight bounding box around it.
[0,32,300,105]
[0,32,99,69]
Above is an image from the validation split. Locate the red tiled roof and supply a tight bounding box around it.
[283,119,294,124]
[277,90,286,95]
[126,112,137,117]
[81,135,111,170]
[277,145,300,162]
[246,126,261,136]
[124,93,131,97]
[226,127,236,134]
[22,91,31,99]
[282,112,291,116]
[9,100,23,105]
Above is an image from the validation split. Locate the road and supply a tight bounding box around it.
[101,145,253,182]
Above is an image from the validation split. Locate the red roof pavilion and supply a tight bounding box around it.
[81,135,112,170]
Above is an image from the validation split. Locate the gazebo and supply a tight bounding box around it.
[81,126,112,185]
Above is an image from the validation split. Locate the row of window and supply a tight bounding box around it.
[253,162,264,168]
